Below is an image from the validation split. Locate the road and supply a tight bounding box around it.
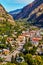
[0,42,25,62]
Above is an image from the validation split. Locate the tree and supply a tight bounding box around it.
[1,37,6,44]
[8,44,13,51]
[29,46,37,55]
[19,52,24,57]
[2,62,16,65]
[0,57,4,62]
[19,62,28,65]
[35,56,43,65]
[11,55,15,63]
[25,54,33,65]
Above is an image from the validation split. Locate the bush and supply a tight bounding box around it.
[0,57,4,62]
[18,62,28,65]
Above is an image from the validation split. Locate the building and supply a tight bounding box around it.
[2,49,10,55]
[31,37,42,47]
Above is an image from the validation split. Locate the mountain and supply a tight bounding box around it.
[12,0,43,27]
[0,4,15,25]
[27,3,43,27]
[9,9,22,19]
[13,0,43,20]
[32,14,43,27]
[9,9,22,15]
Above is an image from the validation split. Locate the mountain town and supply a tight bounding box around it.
[0,0,43,65]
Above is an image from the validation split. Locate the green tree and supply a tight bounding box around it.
[35,56,43,65]
[25,54,33,65]
[11,55,15,63]
[19,62,28,65]
[8,44,13,51]
[29,46,37,55]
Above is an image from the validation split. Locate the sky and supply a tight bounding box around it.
[0,0,34,12]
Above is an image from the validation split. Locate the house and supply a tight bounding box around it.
[31,37,42,47]
[40,29,43,36]
[16,35,25,44]
[4,35,8,37]
[22,32,30,42]
[30,30,36,37]
[22,30,25,33]
[40,32,43,36]
[32,37,42,41]
[7,37,14,43]
[36,48,43,55]
[39,44,43,49]
[17,32,31,44]
[0,50,2,54]
[2,49,10,55]
[36,30,40,36]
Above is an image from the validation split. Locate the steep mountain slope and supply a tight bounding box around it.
[27,3,43,27]
[33,14,43,27]
[11,0,43,27]
[28,3,43,20]
[13,0,43,20]
[0,4,15,25]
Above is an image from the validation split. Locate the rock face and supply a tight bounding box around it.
[32,14,43,27]
[0,4,15,25]
[12,0,43,27]
[28,3,43,20]
[13,0,43,20]
[28,3,43,27]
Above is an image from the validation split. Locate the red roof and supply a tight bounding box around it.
[32,37,42,41]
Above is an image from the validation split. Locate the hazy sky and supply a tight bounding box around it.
[0,0,34,12]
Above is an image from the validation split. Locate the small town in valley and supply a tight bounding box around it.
[0,0,43,65]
